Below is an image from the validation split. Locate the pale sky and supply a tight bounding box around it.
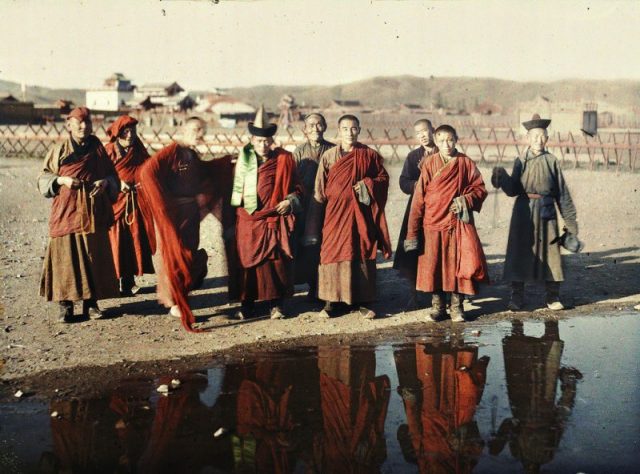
[1,0,639,90]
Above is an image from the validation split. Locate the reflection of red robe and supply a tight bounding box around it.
[407,153,488,295]
[106,140,154,279]
[403,345,488,474]
[235,360,299,473]
[317,347,390,473]
[235,150,302,302]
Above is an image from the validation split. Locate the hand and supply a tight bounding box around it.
[57,176,80,189]
[403,239,419,252]
[449,201,461,214]
[491,167,506,188]
[275,199,292,215]
[352,182,362,193]
[90,179,108,198]
[120,180,132,194]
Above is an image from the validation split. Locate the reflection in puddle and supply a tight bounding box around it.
[1,313,639,473]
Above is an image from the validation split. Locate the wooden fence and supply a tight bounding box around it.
[1,122,639,171]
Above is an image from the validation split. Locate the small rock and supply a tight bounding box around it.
[14,390,23,398]
[156,384,169,394]
[214,427,227,438]
[16,274,23,278]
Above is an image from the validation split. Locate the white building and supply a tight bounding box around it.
[85,73,135,111]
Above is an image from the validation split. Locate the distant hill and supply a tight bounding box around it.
[226,75,640,112]
[0,79,85,106]
[2,75,639,113]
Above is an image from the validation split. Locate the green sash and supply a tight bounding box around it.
[231,143,259,214]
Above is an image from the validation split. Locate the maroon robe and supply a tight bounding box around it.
[407,153,488,295]
[106,139,154,280]
[307,143,392,304]
[38,135,120,302]
[138,143,209,331]
[235,149,302,302]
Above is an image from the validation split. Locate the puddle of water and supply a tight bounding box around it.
[1,313,639,473]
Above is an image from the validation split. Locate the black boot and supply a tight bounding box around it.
[508,281,525,311]
[269,299,286,320]
[545,281,564,310]
[83,299,104,320]
[58,300,73,323]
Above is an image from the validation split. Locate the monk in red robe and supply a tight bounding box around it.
[405,124,489,322]
[105,115,154,296]
[138,117,212,331]
[230,106,302,320]
[38,106,120,322]
[305,115,392,320]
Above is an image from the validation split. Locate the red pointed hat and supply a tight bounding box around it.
[66,106,91,121]
[522,113,551,130]
[106,115,138,142]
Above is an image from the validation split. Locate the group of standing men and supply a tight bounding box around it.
[38,105,578,332]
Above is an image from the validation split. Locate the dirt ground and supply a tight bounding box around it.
[1,156,639,387]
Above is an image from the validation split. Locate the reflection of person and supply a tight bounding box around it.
[394,336,489,473]
[305,115,392,320]
[231,106,303,320]
[46,398,121,472]
[489,320,582,474]
[293,113,335,300]
[105,115,154,296]
[393,119,437,309]
[492,114,579,311]
[405,125,489,322]
[315,345,391,472]
[38,106,120,323]
[233,353,320,473]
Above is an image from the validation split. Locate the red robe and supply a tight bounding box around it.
[235,149,302,302]
[317,144,392,265]
[139,143,233,331]
[407,153,488,295]
[106,139,154,279]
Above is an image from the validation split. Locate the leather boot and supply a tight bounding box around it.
[449,292,466,323]
[545,281,564,310]
[428,292,447,321]
[508,281,525,311]
[58,300,73,323]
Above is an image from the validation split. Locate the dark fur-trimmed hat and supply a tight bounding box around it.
[522,113,551,130]
[248,105,277,137]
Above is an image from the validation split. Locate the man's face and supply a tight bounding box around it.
[251,135,273,157]
[435,131,457,157]
[66,117,92,143]
[182,120,205,147]
[117,125,136,148]
[304,116,326,142]
[339,119,360,148]
[527,128,548,155]
[414,122,433,149]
